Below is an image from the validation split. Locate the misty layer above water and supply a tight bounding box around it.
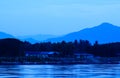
[0,64,120,78]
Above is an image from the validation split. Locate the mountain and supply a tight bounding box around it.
[47,22,120,43]
[21,38,39,44]
[0,32,14,39]
[17,34,57,43]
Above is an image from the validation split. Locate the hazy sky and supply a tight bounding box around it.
[0,0,120,36]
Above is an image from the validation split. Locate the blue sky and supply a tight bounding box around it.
[0,0,120,36]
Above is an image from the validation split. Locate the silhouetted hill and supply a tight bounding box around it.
[47,22,120,43]
[0,32,14,39]
[0,38,24,57]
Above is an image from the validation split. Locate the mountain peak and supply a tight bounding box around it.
[99,22,114,27]
[47,22,120,43]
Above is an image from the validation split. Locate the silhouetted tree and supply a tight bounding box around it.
[0,38,24,57]
[0,38,119,58]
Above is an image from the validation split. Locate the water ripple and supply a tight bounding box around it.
[0,64,120,78]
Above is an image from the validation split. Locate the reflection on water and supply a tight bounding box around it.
[0,64,120,78]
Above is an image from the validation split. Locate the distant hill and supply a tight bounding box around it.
[17,34,57,43]
[0,32,14,39]
[20,38,39,44]
[47,22,120,43]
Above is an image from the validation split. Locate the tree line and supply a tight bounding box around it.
[0,38,120,57]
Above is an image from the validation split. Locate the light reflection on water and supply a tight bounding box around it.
[0,64,120,78]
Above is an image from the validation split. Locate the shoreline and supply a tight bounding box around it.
[0,61,119,65]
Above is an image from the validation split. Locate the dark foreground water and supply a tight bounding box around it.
[0,64,120,78]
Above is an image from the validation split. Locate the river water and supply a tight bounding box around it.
[0,64,120,78]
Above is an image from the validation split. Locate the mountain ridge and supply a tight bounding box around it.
[17,34,57,43]
[46,22,120,43]
[0,22,120,44]
[0,32,14,39]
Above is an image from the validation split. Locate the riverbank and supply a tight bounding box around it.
[0,57,119,65]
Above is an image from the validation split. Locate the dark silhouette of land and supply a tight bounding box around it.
[0,38,120,64]
[0,22,120,64]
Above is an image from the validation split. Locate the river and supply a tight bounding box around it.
[0,64,120,78]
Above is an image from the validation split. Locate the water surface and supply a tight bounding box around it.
[0,64,120,78]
